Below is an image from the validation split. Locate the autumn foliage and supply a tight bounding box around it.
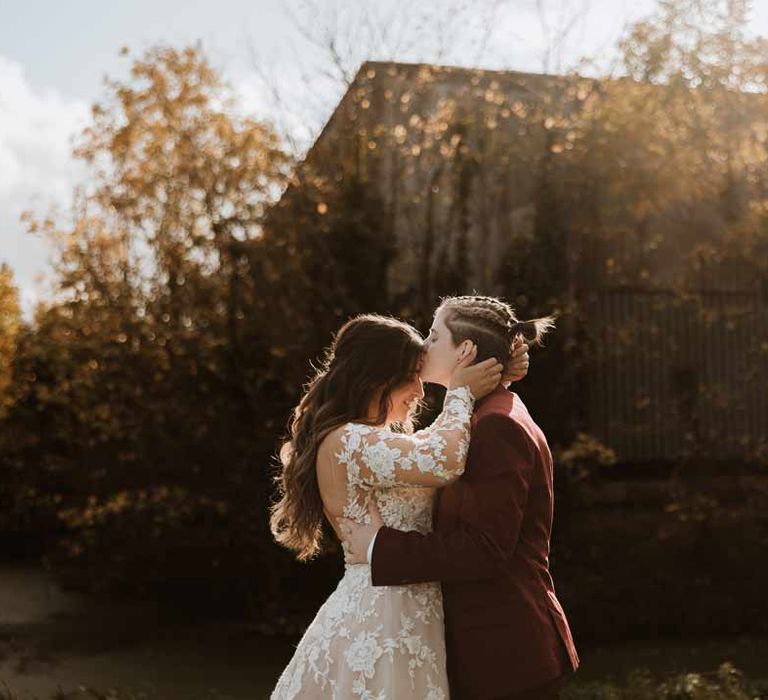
[0,1,766,639]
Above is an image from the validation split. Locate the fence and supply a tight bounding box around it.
[586,287,768,462]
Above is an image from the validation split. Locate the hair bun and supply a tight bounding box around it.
[509,321,538,341]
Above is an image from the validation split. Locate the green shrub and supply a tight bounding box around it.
[565,663,766,699]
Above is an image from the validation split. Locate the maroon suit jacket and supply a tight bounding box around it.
[371,386,579,699]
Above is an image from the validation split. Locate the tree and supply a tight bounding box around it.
[4,44,303,604]
[0,263,20,413]
[557,0,768,468]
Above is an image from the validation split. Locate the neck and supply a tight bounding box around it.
[475,384,507,408]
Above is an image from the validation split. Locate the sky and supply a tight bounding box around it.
[2,0,768,317]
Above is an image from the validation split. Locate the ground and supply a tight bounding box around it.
[1,563,766,698]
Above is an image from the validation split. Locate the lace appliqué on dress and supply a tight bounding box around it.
[271,386,474,700]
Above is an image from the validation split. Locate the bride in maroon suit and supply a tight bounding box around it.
[270,312,519,699]
[339,295,580,700]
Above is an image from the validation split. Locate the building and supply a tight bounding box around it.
[278,60,768,463]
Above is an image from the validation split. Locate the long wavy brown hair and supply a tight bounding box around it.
[269,314,425,561]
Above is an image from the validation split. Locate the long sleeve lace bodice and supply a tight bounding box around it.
[314,385,475,530]
[336,384,475,489]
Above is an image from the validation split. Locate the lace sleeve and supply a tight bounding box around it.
[336,385,475,488]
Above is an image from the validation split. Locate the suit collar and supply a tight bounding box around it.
[471,385,514,427]
[474,384,510,410]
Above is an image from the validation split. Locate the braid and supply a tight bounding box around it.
[448,296,507,321]
[439,294,555,359]
[441,295,514,340]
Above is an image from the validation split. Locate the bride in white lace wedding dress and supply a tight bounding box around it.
[269,315,503,700]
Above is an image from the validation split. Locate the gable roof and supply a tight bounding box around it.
[301,59,580,168]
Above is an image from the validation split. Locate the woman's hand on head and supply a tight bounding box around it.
[502,337,530,386]
[448,343,504,399]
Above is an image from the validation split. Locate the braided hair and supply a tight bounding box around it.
[438,295,555,369]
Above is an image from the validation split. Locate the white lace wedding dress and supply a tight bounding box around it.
[271,385,475,700]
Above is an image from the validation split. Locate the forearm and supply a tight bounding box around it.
[370,523,499,586]
[371,418,533,586]
[353,385,474,488]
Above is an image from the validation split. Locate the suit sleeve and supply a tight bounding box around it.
[370,414,535,585]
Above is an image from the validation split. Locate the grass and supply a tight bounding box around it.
[253,633,768,697]
[1,626,766,698]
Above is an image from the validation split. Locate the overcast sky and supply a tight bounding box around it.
[2,0,768,317]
